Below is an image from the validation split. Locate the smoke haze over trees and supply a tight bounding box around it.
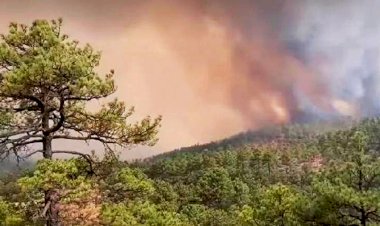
[1,0,379,155]
[1,2,380,224]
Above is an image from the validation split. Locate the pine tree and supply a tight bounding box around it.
[0,19,161,225]
[311,130,380,226]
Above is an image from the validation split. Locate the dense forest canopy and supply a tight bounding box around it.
[2,116,380,225]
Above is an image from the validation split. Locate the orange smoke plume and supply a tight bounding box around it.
[0,0,356,154]
[115,0,332,150]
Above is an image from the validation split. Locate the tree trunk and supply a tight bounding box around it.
[43,135,52,159]
[42,111,60,226]
[360,208,366,226]
[45,189,60,226]
[42,107,52,159]
[43,135,60,226]
[361,218,366,226]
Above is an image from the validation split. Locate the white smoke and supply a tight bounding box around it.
[287,0,380,117]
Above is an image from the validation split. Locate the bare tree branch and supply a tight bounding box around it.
[0,94,44,110]
[42,201,51,217]
[0,128,40,138]
[52,135,118,144]
[23,150,43,159]
[44,96,65,134]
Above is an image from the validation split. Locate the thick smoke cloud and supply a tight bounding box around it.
[0,0,378,156]
[285,0,380,117]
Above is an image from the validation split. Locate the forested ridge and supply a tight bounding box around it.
[1,117,380,225]
[147,117,357,162]
[1,19,380,226]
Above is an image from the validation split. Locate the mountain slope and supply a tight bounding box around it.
[147,117,357,162]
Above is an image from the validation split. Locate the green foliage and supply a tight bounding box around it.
[101,201,186,226]
[18,159,91,193]
[103,167,155,202]
[180,204,238,226]
[196,167,235,208]
[0,18,161,160]
[15,159,94,224]
[179,204,209,225]
[151,180,179,211]
[252,184,303,226]
[0,19,113,99]
[0,199,24,226]
[306,130,380,225]
[1,82,380,226]
[0,18,161,225]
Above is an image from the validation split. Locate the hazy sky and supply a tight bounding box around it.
[1,0,380,158]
